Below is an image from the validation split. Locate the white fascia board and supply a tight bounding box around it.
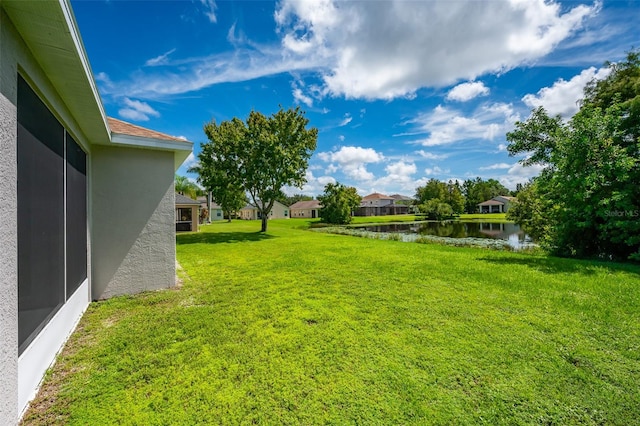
[111,133,193,152]
[58,0,110,138]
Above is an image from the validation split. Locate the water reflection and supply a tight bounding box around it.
[353,221,535,249]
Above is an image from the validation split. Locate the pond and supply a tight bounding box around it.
[351,221,535,250]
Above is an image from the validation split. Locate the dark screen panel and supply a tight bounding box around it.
[17,79,66,354]
[66,135,87,296]
[17,76,66,354]
[17,76,64,158]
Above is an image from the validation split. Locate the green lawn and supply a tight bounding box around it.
[458,213,510,222]
[23,219,640,425]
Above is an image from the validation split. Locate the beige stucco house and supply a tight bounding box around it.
[0,1,193,422]
[289,200,321,218]
[478,196,516,213]
[176,193,201,232]
[239,200,290,220]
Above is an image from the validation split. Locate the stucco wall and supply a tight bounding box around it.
[91,145,176,299]
[0,9,21,424]
[0,71,19,426]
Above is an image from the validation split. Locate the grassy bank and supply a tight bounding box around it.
[458,213,510,222]
[22,219,640,425]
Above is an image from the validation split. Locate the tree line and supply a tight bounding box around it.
[414,178,512,220]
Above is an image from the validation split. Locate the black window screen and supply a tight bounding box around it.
[66,135,87,297]
[17,75,88,355]
[17,76,65,354]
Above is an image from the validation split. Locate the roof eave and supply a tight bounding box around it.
[3,0,111,145]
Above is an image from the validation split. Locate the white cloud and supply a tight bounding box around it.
[276,0,598,100]
[97,0,598,101]
[145,49,177,67]
[338,135,345,142]
[318,146,384,181]
[184,152,198,170]
[386,161,417,177]
[286,170,337,195]
[118,98,160,122]
[96,44,322,100]
[339,113,352,127]
[325,164,338,174]
[499,162,545,189]
[201,0,217,23]
[446,81,490,102]
[415,150,448,160]
[424,166,450,176]
[373,161,418,192]
[317,176,336,186]
[291,80,314,107]
[319,146,384,164]
[480,163,512,170]
[522,66,610,117]
[409,103,519,146]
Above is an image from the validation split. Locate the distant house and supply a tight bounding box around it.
[478,196,516,213]
[197,195,224,222]
[356,193,410,216]
[290,200,322,218]
[176,193,200,232]
[239,200,290,220]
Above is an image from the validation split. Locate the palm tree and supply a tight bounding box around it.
[174,174,201,200]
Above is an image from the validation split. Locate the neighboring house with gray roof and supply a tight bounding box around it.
[356,193,410,216]
[197,195,224,222]
[0,1,192,421]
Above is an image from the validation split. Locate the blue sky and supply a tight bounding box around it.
[72,0,640,197]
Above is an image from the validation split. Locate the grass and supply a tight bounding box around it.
[458,213,510,222]
[22,218,640,425]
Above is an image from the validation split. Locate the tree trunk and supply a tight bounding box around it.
[261,214,268,232]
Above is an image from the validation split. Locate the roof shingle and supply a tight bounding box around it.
[362,192,394,200]
[108,117,186,142]
[289,200,321,209]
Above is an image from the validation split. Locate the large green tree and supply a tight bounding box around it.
[318,182,361,225]
[507,51,640,260]
[191,118,247,221]
[419,199,454,221]
[415,179,465,215]
[196,107,317,232]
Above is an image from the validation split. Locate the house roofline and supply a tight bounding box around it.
[3,0,193,170]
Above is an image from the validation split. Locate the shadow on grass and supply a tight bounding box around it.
[177,231,276,245]
[477,254,640,276]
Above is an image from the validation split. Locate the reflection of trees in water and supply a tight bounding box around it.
[417,222,457,237]
[363,221,531,242]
